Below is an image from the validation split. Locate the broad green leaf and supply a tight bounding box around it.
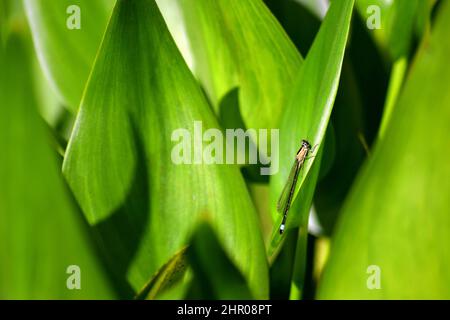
[0,33,116,299]
[23,0,115,112]
[378,57,408,138]
[269,0,354,239]
[63,0,268,298]
[177,0,303,131]
[264,0,321,57]
[318,0,450,299]
[186,223,253,300]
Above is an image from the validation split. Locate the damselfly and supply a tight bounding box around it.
[277,140,315,234]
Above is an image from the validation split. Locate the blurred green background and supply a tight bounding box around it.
[0,0,449,299]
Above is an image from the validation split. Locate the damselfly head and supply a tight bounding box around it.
[301,139,311,150]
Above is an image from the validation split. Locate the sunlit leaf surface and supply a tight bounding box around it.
[0,33,116,299]
[23,0,115,112]
[178,0,303,131]
[63,0,268,298]
[318,1,450,299]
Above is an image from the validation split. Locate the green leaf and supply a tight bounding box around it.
[379,1,435,138]
[23,0,115,112]
[63,0,268,298]
[269,0,354,240]
[318,1,450,299]
[1,0,23,41]
[356,0,430,62]
[186,223,253,300]
[0,32,116,299]
[177,0,303,131]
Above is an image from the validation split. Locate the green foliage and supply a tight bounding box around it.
[178,0,303,131]
[186,223,254,299]
[62,0,268,298]
[269,0,354,254]
[318,0,450,299]
[1,0,449,300]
